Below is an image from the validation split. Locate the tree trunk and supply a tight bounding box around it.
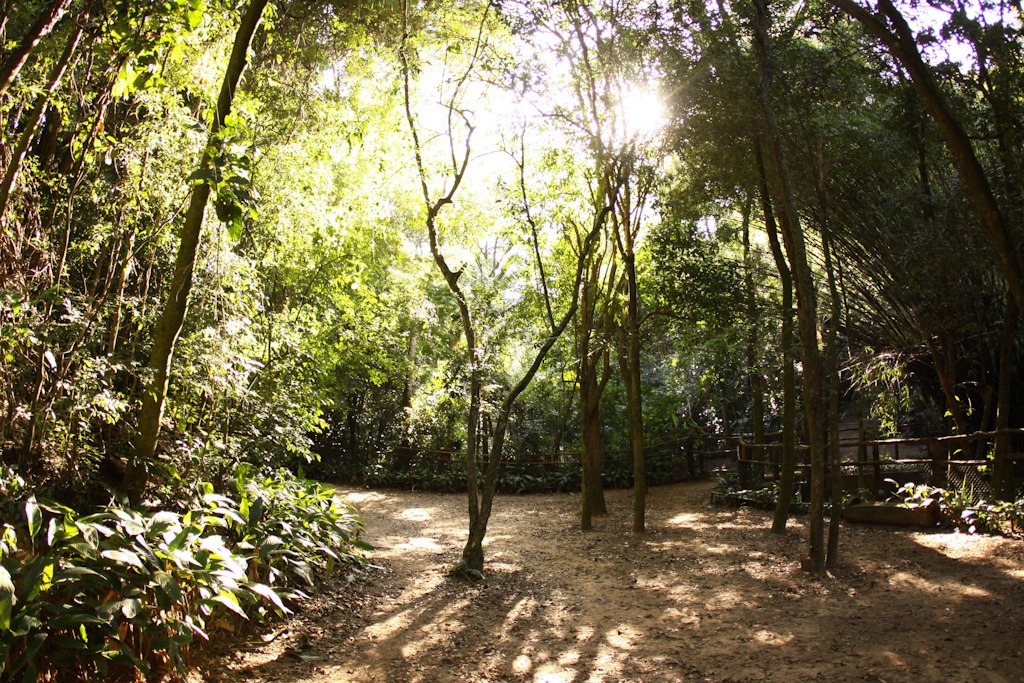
[396,320,420,471]
[830,0,1024,315]
[579,264,609,529]
[0,0,73,98]
[579,285,597,530]
[753,0,828,573]
[579,344,601,530]
[458,224,600,571]
[926,333,969,436]
[125,0,270,505]
[742,196,765,485]
[820,141,844,569]
[992,301,1018,500]
[614,227,646,533]
[0,14,85,221]
[757,142,798,535]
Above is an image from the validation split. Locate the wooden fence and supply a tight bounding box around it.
[371,431,743,483]
[735,429,1024,499]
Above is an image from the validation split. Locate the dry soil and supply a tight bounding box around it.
[200,480,1024,683]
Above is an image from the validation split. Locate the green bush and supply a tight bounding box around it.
[888,479,1024,535]
[0,467,366,682]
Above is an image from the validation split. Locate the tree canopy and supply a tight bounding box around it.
[2,0,1023,676]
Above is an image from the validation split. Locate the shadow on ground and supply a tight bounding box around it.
[209,481,1024,683]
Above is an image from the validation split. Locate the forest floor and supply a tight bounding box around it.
[198,480,1024,683]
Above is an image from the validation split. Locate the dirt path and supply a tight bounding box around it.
[204,481,1024,683]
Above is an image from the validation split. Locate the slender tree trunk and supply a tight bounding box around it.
[125,0,270,504]
[753,0,828,573]
[830,0,1024,314]
[742,196,765,485]
[992,301,1018,500]
[615,232,646,533]
[820,141,844,569]
[0,15,84,221]
[926,334,969,436]
[459,221,601,571]
[608,162,647,534]
[579,275,603,529]
[757,142,797,534]
[552,366,575,457]
[396,321,420,471]
[0,0,73,98]
[401,0,606,572]
[626,310,645,533]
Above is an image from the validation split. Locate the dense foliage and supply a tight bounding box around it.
[0,464,365,680]
[2,0,1024,672]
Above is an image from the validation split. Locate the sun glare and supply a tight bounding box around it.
[621,84,667,141]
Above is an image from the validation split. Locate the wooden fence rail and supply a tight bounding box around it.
[366,431,744,484]
[735,428,1024,498]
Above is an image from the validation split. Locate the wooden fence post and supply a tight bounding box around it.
[872,443,881,495]
[685,435,696,479]
[929,439,947,488]
[738,437,750,489]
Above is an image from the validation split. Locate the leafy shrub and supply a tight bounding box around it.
[887,480,944,509]
[710,474,809,512]
[0,467,366,681]
[228,465,371,590]
[888,479,1024,535]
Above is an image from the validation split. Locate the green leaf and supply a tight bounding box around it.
[24,560,55,601]
[97,598,140,620]
[207,591,247,618]
[0,593,11,631]
[186,0,205,29]
[9,632,46,677]
[247,497,265,525]
[9,612,42,637]
[153,571,181,610]
[100,549,145,569]
[48,634,88,650]
[53,566,105,582]
[0,564,14,600]
[120,598,142,619]
[228,214,245,241]
[247,583,291,614]
[25,497,41,543]
[75,522,100,550]
[46,611,109,628]
[187,168,217,184]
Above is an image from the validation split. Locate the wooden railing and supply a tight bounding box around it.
[370,430,743,482]
[735,429,1024,498]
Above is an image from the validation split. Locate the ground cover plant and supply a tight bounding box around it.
[2,0,1024,679]
[0,466,366,680]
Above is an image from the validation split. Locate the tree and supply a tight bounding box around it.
[830,0,1024,315]
[0,0,74,98]
[0,2,88,221]
[751,0,829,574]
[512,0,666,532]
[125,0,271,504]
[400,0,603,573]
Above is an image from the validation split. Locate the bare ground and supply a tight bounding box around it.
[200,480,1024,683]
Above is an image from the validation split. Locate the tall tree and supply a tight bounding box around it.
[751,0,829,573]
[125,0,270,504]
[0,0,74,98]
[830,0,1024,315]
[400,0,602,573]
[0,3,88,221]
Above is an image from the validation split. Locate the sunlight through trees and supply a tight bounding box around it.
[2,0,1024,676]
